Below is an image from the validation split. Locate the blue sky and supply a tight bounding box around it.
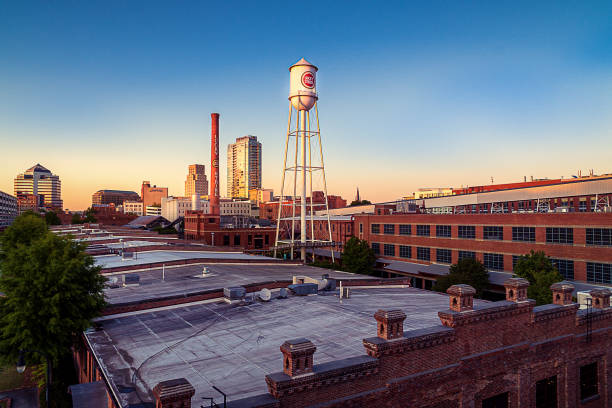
[1,1,611,209]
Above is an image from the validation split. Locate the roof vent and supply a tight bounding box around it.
[223,286,246,304]
[288,283,318,296]
[123,274,140,287]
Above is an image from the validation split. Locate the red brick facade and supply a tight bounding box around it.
[354,212,612,284]
[184,210,275,249]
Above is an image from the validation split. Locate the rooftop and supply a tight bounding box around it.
[102,263,359,306]
[88,285,482,406]
[94,250,280,270]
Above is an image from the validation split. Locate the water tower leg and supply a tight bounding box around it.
[300,110,307,262]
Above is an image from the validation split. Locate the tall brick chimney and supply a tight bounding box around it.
[210,113,220,215]
[374,309,406,340]
[447,284,475,312]
[280,338,316,377]
[550,282,574,306]
[590,288,611,309]
[153,378,195,408]
[504,278,530,302]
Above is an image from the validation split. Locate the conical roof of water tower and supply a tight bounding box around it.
[289,57,318,71]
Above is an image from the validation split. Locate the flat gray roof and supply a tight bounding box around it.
[87,286,487,407]
[103,263,360,306]
[94,250,276,269]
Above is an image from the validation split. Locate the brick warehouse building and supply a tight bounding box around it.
[73,278,612,407]
[354,213,612,286]
[184,210,275,249]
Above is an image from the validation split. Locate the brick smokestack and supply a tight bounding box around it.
[210,113,220,215]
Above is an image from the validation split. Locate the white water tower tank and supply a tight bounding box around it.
[289,58,318,111]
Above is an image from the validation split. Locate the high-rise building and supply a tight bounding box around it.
[14,164,62,209]
[227,136,262,199]
[185,164,208,198]
[141,181,168,207]
[92,190,140,206]
[0,191,18,230]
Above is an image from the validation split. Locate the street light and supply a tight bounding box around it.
[16,349,51,405]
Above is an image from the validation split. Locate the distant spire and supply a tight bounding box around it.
[355,187,360,202]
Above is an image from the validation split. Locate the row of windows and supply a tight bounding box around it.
[481,361,599,407]
[368,224,605,246]
[374,244,588,279]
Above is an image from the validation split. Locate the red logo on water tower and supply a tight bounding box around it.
[301,71,315,89]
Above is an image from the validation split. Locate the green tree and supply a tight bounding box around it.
[341,237,376,275]
[349,200,372,206]
[0,214,106,387]
[433,258,489,298]
[82,208,97,223]
[70,213,83,224]
[44,211,61,226]
[513,250,563,305]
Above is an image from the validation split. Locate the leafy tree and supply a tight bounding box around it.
[433,258,489,298]
[0,214,106,382]
[83,208,97,223]
[70,213,83,224]
[341,237,376,275]
[349,200,372,206]
[513,250,563,305]
[44,211,61,226]
[0,213,48,252]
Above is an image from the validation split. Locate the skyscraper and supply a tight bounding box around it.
[14,164,62,209]
[185,164,208,198]
[227,135,262,199]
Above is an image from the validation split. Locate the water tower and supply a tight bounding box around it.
[274,58,335,262]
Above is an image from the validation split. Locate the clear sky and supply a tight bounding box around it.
[1,1,611,210]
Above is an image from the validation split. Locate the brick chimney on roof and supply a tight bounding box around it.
[590,288,611,309]
[504,278,530,302]
[447,284,475,312]
[280,338,316,377]
[153,378,195,408]
[374,309,406,340]
[550,282,574,305]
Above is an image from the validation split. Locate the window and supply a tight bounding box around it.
[535,376,557,408]
[483,226,503,240]
[399,245,411,258]
[586,228,612,246]
[458,251,476,261]
[384,224,395,235]
[383,244,395,257]
[512,227,535,242]
[586,262,612,284]
[579,200,587,212]
[482,392,508,408]
[416,225,430,236]
[458,225,475,239]
[234,235,241,245]
[399,224,411,235]
[436,248,451,264]
[359,223,363,233]
[371,242,380,255]
[371,224,380,234]
[546,227,573,244]
[416,247,430,261]
[580,362,598,401]
[483,253,504,271]
[550,259,574,280]
[512,255,521,269]
[436,225,451,237]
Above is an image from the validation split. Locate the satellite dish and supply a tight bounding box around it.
[278,288,288,299]
[259,288,271,302]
